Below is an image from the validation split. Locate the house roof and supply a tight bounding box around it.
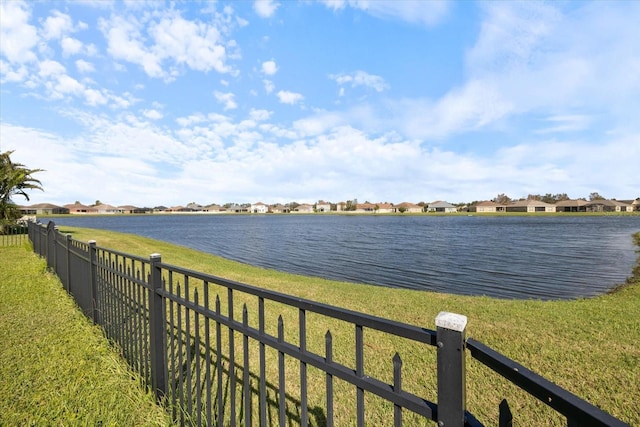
[23,203,65,209]
[509,199,555,207]
[64,202,91,209]
[472,201,501,207]
[396,202,420,208]
[555,199,588,207]
[429,201,456,208]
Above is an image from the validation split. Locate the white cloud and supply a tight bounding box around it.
[214,91,238,110]
[100,10,232,80]
[535,115,591,134]
[320,0,450,27]
[249,109,272,121]
[261,60,278,75]
[38,59,66,77]
[143,109,164,120]
[61,36,83,56]
[263,79,275,94]
[254,0,280,18]
[41,10,74,40]
[330,70,388,92]
[277,90,304,105]
[75,59,95,73]
[0,1,38,64]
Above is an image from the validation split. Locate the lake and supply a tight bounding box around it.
[45,214,640,300]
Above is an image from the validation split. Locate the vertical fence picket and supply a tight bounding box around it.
[325,331,334,427]
[204,282,212,426]
[278,315,286,427]
[194,289,202,426]
[393,353,403,427]
[299,308,308,426]
[176,283,185,425]
[184,276,193,420]
[215,295,224,427]
[355,324,365,427]
[259,297,267,426]
[168,277,177,421]
[242,305,251,427]
[228,288,236,425]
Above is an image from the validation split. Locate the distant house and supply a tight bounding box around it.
[335,202,347,212]
[426,201,457,213]
[203,204,224,213]
[584,199,617,212]
[316,201,331,212]
[293,204,314,213]
[376,203,395,213]
[555,199,588,213]
[251,202,269,214]
[506,200,555,213]
[227,204,249,213]
[270,204,290,213]
[186,203,204,212]
[93,203,123,214]
[19,203,69,215]
[118,205,148,214]
[153,206,169,213]
[610,200,633,212]
[64,202,97,214]
[355,203,377,213]
[468,201,506,213]
[395,202,422,213]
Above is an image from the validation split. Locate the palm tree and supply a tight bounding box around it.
[0,151,44,226]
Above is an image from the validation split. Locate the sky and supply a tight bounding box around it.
[1,0,639,208]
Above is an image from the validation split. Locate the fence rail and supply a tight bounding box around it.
[28,221,628,426]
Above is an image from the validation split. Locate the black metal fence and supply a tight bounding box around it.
[0,223,28,246]
[28,221,628,427]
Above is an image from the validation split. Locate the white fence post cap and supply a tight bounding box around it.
[435,311,467,332]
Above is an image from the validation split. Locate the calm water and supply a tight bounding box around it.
[46,214,640,300]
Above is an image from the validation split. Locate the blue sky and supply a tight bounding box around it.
[1,0,639,207]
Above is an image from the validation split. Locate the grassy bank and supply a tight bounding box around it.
[0,244,171,426]
[53,225,640,425]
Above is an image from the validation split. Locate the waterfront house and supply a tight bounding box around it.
[395,202,423,213]
[118,205,148,214]
[20,203,70,216]
[555,199,588,212]
[610,200,634,212]
[376,203,395,213]
[270,204,290,213]
[251,202,269,214]
[93,203,123,214]
[468,201,506,213]
[426,201,457,213]
[316,201,331,212]
[64,202,97,214]
[506,200,555,213]
[203,204,224,213]
[355,203,377,213]
[293,204,314,213]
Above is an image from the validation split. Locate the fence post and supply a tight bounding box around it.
[65,234,72,293]
[53,226,59,273]
[436,311,468,427]
[149,253,167,402]
[88,240,99,324]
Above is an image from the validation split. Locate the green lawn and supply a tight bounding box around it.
[53,226,640,426]
[0,243,171,426]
